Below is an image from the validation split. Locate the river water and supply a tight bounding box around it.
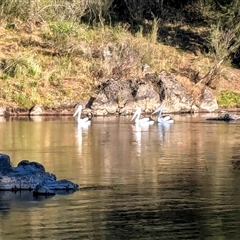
[0,113,240,239]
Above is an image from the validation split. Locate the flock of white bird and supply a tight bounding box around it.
[73,104,174,126]
[130,105,174,124]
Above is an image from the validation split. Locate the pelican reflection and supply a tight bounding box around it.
[131,123,151,155]
[75,124,90,155]
[157,122,172,142]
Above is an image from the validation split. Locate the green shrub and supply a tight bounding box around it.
[3,54,41,78]
[217,90,240,107]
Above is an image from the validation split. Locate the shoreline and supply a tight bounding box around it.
[0,107,240,117]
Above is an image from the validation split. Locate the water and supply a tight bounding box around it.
[1,114,240,239]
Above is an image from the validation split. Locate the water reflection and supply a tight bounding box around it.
[0,191,52,206]
[0,115,240,239]
[75,124,90,156]
[0,116,6,122]
[29,116,43,122]
[157,122,172,142]
[131,123,151,156]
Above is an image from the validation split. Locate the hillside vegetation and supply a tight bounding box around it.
[0,0,240,109]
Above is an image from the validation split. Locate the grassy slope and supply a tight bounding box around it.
[0,20,240,109]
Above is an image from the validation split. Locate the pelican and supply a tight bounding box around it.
[73,105,91,125]
[152,105,174,123]
[131,107,154,124]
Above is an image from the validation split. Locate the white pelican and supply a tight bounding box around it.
[131,107,154,124]
[73,105,91,125]
[152,105,174,123]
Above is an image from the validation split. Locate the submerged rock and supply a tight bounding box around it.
[0,153,79,196]
[231,155,240,170]
[206,113,240,121]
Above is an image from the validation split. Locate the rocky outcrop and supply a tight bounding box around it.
[89,77,160,116]
[0,153,78,196]
[86,70,218,115]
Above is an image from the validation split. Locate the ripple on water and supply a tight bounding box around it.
[1,116,240,239]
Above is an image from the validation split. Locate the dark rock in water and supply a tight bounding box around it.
[231,155,240,170]
[17,160,46,172]
[206,114,239,121]
[0,153,79,196]
[0,154,11,173]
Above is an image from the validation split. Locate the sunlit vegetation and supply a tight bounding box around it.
[0,0,240,108]
[217,91,240,108]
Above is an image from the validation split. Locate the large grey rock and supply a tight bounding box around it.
[90,78,160,116]
[199,87,218,112]
[120,79,160,115]
[146,71,195,112]
[29,104,43,115]
[85,70,219,115]
[91,78,134,115]
[145,70,218,113]
[0,153,78,196]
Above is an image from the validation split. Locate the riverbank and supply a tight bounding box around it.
[1,20,240,112]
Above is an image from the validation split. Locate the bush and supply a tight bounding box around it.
[217,90,240,107]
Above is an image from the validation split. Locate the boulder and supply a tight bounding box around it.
[199,87,218,112]
[0,153,79,196]
[91,78,133,115]
[89,77,163,116]
[145,71,218,113]
[86,70,218,116]
[29,104,43,115]
[146,71,195,112]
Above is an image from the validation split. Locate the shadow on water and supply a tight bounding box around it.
[105,204,204,239]
[104,175,240,239]
[0,185,114,217]
[0,191,54,217]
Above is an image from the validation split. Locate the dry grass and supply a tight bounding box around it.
[0,20,240,108]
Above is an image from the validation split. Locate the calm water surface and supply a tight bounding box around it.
[0,113,240,239]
